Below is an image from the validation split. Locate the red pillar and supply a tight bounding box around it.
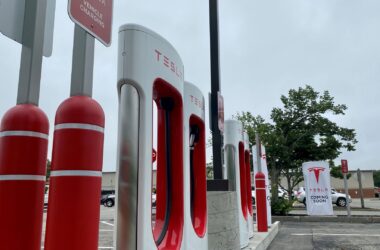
[44,96,104,250]
[0,104,49,250]
[255,171,268,232]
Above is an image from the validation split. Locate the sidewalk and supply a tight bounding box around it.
[244,222,280,250]
[271,198,380,224]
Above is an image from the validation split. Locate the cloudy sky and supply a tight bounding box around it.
[0,0,379,172]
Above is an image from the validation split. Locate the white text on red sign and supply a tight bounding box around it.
[80,0,106,28]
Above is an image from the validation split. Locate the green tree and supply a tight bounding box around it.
[236,85,357,200]
[206,161,214,179]
[46,159,51,180]
[374,171,380,187]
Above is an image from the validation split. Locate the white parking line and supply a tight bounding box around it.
[42,247,113,249]
[101,221,114,227]
[292,233,380,237]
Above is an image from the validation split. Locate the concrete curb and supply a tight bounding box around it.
[273,215,380,223]
[244,221,280,250]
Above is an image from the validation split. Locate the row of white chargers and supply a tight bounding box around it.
[224,119,273,248]
[116,23,272,250]
[116,24,207,250]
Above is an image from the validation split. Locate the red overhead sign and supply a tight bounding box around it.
[341,159,348,174]
[68,0,113,46]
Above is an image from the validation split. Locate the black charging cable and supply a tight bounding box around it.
[155,97,174,246]
[189,125,200,220]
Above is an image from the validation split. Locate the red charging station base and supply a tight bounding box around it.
[0,104,49,250]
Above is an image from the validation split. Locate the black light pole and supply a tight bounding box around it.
[209,0,224,180]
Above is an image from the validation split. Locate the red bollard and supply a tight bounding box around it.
[0,104,49,250]
[44,96,104,250]
[255,171,268,232]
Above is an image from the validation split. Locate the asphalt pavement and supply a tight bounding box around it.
[268,221,380,250]
[39,198,379,249]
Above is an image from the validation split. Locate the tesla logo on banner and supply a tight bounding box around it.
[308,167,325,183]
[302,161,333,216]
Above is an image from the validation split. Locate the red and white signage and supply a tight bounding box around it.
[341,159,348,174]
[302,161,333,216]
[68,0,113,46]
[218,92,224,133]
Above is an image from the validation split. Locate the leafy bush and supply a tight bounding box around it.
[271,198,294,215]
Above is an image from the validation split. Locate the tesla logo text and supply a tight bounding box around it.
[308,167,325,183]
[154,49,183,80]
[190,95,205,111]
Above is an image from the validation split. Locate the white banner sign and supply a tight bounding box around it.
[252,145,272,226]
[302,161,333,216]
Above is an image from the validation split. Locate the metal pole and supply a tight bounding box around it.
[70,25,95,97]
[357,168,365,208]
[17,0,47,105]
[343,173,351,217]
[255,133,262,172]
[209,0,223,180]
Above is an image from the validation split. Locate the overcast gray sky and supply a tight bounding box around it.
[1,0,379,172]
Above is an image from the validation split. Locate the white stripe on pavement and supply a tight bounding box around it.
[55,123,104,133]
[0,131,48,140]
[0,175,46,181]
[50,170,102,177]
[292,233,380,237]
[101,221,114,227]
[42,247,113,249]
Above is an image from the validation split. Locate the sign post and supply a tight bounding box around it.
[341,159,351,217]
[44,1,112,249]
[0,1,53,249]
[209,0,224,181]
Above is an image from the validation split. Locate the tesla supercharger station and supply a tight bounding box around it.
[183,81,208,250]
[244,132,254,238]
[224,120,249,248]
[116,24,184,250]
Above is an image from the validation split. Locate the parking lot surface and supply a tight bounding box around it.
[268,221,380,250]
[41,206,115,249]
[39,199,380,249]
